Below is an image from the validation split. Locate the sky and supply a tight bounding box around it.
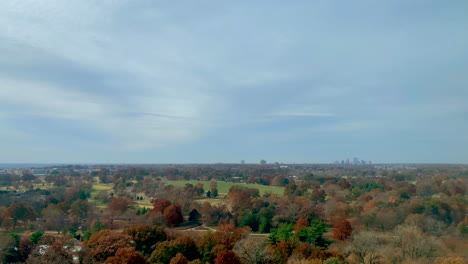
[0,0,467,164]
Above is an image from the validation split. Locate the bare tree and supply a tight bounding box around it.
[346,231,384,264]
[391,224,441,260]
[233,236,274,264]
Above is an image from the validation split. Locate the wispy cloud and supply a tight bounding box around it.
[0,0,467,162]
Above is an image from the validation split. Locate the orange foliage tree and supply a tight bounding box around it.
[163,204,183,227]
[294,217,309,233]
[214,250,241,264]
[105,247,147,264]
[333,217,352,240]
[84,230,133,263]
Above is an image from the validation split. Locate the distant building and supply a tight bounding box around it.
[341,160,345,164]
[31,168,47,176]
[353,157,360,165]
[361,160,366,165]
[345,159,350,165]
[260,159,267,165]
[241,160,245,164]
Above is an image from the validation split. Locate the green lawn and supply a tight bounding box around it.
[167,180,285,196]
[89,183,113,209]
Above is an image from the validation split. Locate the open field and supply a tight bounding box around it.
[89,183,113,208]
[168,180,285,196]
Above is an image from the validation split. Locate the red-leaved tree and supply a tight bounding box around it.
[151,199,172,213]
[163,204,183,227]
[214,250,241,264]
[333,217,352,240]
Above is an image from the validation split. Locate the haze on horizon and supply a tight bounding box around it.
[0,1,467,164]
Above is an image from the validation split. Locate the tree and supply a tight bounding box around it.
[391,224,440,260]
[434,257,466,264]
[296,220,330,248]
[324,257,345,264]
[233,236,275,264]
[333,217,352,240]
[271,175,288,187]
[213,224,250,249]
[84,230,133,263]
[214,250,241,264]
[194,183,204,198]
[0,233,21,263]
[170,253,188,264]
[210,180,218,198]
[270,240,293,264]
[34,240,74,264]
[149,236,199,264]
[105,247,147,264]
[70,199,90,218]
[151,199,171,213]
[346,231,384,264]
[294,217,309,233]
[188,209,201,224]
[163,204,183,227]
[42,203,67,231]
[109,197,130,216]
[123,224,167,256]
[3,203,37,229]
[30,231,44,244]
[268,224,293,245]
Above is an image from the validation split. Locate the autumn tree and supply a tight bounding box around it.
[151,199,172,213]
[194,183,204,198]
[170,253,188,264]
[84,230,133,263]
[210,179,218,198]
[294,217,309,233]
[70,199,90,218]
[149,236,199,264]
[37,240,74,264]
[123,224,167,257]
[109,196,131,216]
[214,250,241,264]
[213,223,250,249]
[3,203,37,229]
[105,247,147,264]
[333,217,352,240]
[163,204,183,227]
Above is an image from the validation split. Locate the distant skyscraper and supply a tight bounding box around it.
[346,159,350,164]
[353,157,360,165]
[241,160,245,164]
[260,159,267,165]
[341,160,345,164]
[361,160,366,165]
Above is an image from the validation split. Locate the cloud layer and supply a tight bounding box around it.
[1,0,467,163]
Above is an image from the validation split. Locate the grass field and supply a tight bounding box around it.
[89,183,113,208]
[168,180,285,196]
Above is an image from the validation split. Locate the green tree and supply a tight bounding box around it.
[30,231,44,244]
[268,224,293,245]
[296,220,331,248]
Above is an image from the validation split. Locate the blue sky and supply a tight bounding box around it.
[0,0,467,163]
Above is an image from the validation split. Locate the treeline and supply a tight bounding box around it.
[0,165,467,263]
